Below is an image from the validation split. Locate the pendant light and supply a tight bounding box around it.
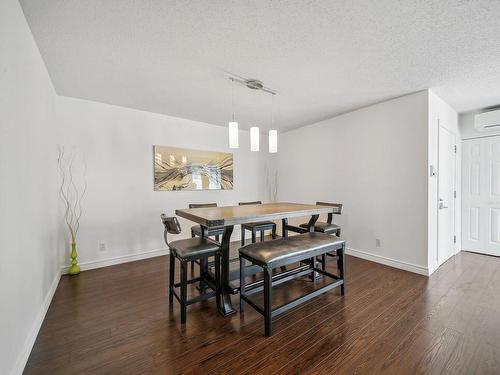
[228,78,239,148]
[250,126,260,152]
[226,74,278,152]
[269,94,278,153]
[269,130,277,153]
[228,122,238,149]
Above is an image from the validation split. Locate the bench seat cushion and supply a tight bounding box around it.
[239,232,344,267]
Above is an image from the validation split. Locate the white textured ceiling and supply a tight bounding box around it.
[20,0,500,131]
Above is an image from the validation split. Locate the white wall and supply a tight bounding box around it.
[274,91,430,274]
[56,96,267,269]
[1,3,269,373]
[427,91,460,273]
[0,1,62,374]
[0,3,466,373]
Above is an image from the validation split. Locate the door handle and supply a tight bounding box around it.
[439,198,448,210]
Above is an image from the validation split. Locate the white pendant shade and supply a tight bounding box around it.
[269,130,277,153]
[250,127,260,152]
[228,121,239,148]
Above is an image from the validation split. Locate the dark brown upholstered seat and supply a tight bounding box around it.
[242,221,276,229]
[299,222,340,234]
[240,232,344,267]
[169,237,220,261]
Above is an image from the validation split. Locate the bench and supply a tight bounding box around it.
[239,232,345,336]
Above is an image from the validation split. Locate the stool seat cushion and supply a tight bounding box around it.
[170,237,220,260]
[299,221,340,233]
[191,224,225,237]
[240,232,344,266]
[242,221,276,229]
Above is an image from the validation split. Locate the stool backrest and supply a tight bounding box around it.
[161,214,181,247]
[238,201,262,205]
[189,203,217,208]
[316,202,343,224]
[316,202,343,214]
[161,215,182,234]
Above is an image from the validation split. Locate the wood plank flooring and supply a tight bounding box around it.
[24,249,500,374]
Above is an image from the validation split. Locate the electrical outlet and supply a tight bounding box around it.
[98,242,106,252]
[376,238,381,248]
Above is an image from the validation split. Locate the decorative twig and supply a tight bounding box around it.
[57,146,86,243]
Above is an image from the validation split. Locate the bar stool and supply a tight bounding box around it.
[188,203,225,273]
[299,202,343,271]
[239,201,277,246]
[299,202,343,236]
[161,214,221,324]
[189,203,225,241]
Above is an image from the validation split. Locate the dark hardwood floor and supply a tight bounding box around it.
[24,247,500,374]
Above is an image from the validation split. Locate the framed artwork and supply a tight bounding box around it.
[153,145,233,191]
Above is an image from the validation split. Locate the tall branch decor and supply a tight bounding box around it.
[265,164,278,203]
[58,146,87,275]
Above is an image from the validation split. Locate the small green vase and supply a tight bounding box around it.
[68,242,81,275]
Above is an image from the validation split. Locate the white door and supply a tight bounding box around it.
[438,126,456,265]
[462,136,500,256]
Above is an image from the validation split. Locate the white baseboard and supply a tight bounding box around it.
[12,270,61,375]
[427,262,439,276]
[61,247,169,274]
[346,247,430,276]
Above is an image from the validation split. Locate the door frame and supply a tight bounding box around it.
[437,123,457,266]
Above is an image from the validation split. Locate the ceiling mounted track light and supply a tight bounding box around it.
[228,74,277,95]
[245,79,263,90]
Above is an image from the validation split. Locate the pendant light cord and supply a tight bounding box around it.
[271,93,275,128]
[231,78,235,122]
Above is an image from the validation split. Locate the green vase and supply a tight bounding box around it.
[68,242,81,275]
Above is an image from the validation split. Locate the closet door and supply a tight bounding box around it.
[462,136,500,256]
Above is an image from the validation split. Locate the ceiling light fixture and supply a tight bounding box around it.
[228,78,239,149]
[227,74,277,153]
[269,94,277,153]
[269,130,277,153]
[250,126,260,152]
[229,74,277,95]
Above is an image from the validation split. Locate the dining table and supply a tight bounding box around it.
[175,202,336,316]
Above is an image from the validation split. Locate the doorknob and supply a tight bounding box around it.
[439,198,448,210]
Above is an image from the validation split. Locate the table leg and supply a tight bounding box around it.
[307,214,319,232]
[219,225,236,316]
[199,257,209,292]
[198,226,209,291]
[282,218,288,238]
[308,215,319,280]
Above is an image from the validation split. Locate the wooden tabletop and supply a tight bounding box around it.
[175,202,334,227]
